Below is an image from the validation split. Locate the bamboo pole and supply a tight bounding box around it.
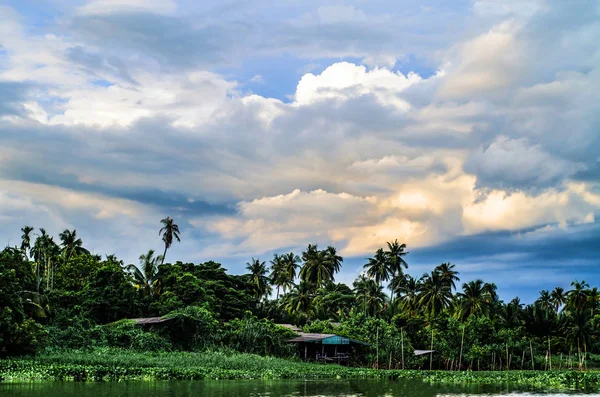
[459,324,465,370]
[530,339,534,370]
[430,327,434,371]
[548,335,552,370]
[401,327,405,370]
[376,326,379,370]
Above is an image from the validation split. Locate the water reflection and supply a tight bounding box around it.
[0,380,595,397]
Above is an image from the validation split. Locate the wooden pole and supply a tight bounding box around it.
[376,326,379,370]
[430,327,434,370]
[548,335,552,370]
[530,339,535,370]
[401,327,405,370]
[459,324,465,370]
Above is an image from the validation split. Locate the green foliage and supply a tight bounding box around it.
[224,314,296,357]
[0,248,47,356]
[161,306,219,350]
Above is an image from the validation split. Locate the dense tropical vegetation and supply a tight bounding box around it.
[2,220,600,379]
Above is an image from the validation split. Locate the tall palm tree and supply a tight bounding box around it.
[300,244,334,287]
[324,246,343,275]
[395,274,420,316]
[385,240,408,307]
[418,271,452,321]
[246,258,271,299]
[435,262,460,291]
[587,287,600,317]
[270,253,285,299]
[59,229,89,264]
[536,290,553,320]
[159,217,181,264]
[283,281,314,319]
[354,276,387,317]
[568,280,590,313]
[364,248,391,286]
[20,226,34,257]
[456,280,493,320]
[281,252,300,294]
[126,249,163,296]
[550,287,566,313]
[30,228,60,292]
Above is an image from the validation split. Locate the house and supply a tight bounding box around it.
[287,332,369,363]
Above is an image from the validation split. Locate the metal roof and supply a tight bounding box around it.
[288,333,369,346]
[414,349,436,356]
[132,317,172,325]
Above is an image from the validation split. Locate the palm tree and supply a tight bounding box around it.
[324,246,343,275]
[587,287,600,317]
[435,262,460,291]
[283,281,314,319]
[364,248,391,286]
[30,229,60,292]
[354,276,387,317]
[20,226,34,257]
[246,258,271,299]
[550,287,566,313]
[568,280,590,313]
[300,244,334,287]
[313,282,355,320]
[418,271,452,321]
[456,280,493,320]
[159,217,181,264]
[395,274,420,316]
[126,249,163,296]
[270,253,285,299]
[384,240,408,311]
[536,290,553,320]
[281,252,300,294]
[59,229,89,264]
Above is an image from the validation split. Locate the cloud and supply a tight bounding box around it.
[0,0,598,294]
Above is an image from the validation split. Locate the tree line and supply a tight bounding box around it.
[1,218,599,370]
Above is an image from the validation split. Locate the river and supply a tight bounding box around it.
[0,379,594,396]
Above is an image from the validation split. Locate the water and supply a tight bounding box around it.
[0,380,594,396]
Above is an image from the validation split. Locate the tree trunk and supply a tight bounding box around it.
[430,327,434,370]
[162,246,168,264]
[521,350,525,370]
[376,326,379,370]
[548,335,552,370]
[401,327,405,370]
[459,324,465,370]
[530,339,534,370]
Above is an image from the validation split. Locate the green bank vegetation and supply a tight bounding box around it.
[2,350,600,390]
[1,218,600,380]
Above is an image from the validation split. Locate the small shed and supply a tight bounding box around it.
[288,333,369,363]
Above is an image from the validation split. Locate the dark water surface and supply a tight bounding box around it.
[0,379,593,396]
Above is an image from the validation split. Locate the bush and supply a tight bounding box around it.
[224,314,296,357]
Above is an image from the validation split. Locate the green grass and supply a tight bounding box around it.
[1,349,600,390]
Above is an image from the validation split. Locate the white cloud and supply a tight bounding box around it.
[77,0,177,16]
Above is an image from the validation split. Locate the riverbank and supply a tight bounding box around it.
[1,350,599,390]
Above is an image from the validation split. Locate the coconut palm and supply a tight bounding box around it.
[246,258,271,299]
[126,249,163,296]
[418,271,452,321]
[568,280,590,313]
[456,280,493,320]
[300,244,334,287]
[313,282,354,320]
[324,246,343,275]
[281,252,300,294]
[30,229,60,292]
[269,253,285,299]
[20,226,34,257]
[385,240,409,276]
[435,262,460,291]
[536,290,553,320]
[587,287,600,317]
[395,274,420,316]
[354,276,387,317]
[364,248,391,286]
[283,281,314,319]
[59,229,89,264]
[159,217,181,264]
[550,287,566,313]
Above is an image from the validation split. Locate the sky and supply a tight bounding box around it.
[0,0,599,303]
